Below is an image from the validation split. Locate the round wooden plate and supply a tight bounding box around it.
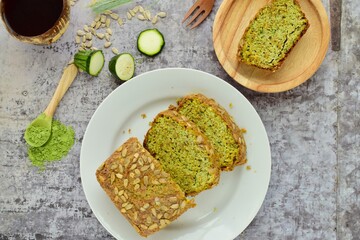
[213,0,330,93]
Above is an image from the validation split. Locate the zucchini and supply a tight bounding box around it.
[74,50,105,76]
[137,29,165,57]
[109,53,135,81]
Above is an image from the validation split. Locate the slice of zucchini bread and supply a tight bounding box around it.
[173,94,247,171]
[96,137,196,237]
[237,0,309,71]
[143,110,220,196]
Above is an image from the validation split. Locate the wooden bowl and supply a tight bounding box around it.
[0,0,70,45]
[213,0,330,93]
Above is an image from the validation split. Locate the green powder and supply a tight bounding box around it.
[27,119,75,168]
[25,113,51,146]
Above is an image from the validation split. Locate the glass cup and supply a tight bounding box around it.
[0,0,70,45]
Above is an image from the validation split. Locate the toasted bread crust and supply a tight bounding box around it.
[96,137,196,237]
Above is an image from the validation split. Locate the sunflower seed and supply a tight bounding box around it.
[134,169,141,175]
[86,41,93,48]
[125,204,133,210]
[152,15,158,24]
[127,12,132,20]
[129,9,136,16]
[100,15,106,23]
[133,6,139,13]
[137,14,146,21]
[143,176,149,185]
[144,10,151,20]
[75,36,81,44]
[110,173,115,184]
[133,178,141,184]
[85,32,92,40]
[170,204,179,209]
[148,223,158,230]
[105,18,111,27]
[105,33,111,41]
[110,13,119,20]
[96,33,105,39]
[159,178,167,184]
[89,27,96,35]
[111,47,119,55]
[118,18,124,26]
[151,208,157,217]
[106,28,113,35]
[77,30,85,36]
[95,21,101,29]
[157,12,167,18]
[123,179,128,187]
[130,164,137,171]
[122,148,128,157]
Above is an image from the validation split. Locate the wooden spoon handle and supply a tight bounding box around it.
[44,64,78,117]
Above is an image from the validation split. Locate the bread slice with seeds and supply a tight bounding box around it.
[143,110,220,196]
[237,0,309,71]
[173,93,247,171]
[96,137,196,237]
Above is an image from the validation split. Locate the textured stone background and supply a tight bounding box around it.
[0,0,359,239]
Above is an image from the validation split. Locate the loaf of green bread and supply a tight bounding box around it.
[173,94,247,171]
[237,0,309,71]
[143,110,220,196]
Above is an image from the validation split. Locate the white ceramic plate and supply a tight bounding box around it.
[80,68,271,240]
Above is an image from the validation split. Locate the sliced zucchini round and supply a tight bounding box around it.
[137,28,165,57]
[109,53,135,81]
[74,50,105,76]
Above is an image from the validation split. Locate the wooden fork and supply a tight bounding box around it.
[182,0,216,29]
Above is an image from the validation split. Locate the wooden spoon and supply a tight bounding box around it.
[24,64,78,147]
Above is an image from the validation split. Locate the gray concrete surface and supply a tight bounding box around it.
[0,0,359,239]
